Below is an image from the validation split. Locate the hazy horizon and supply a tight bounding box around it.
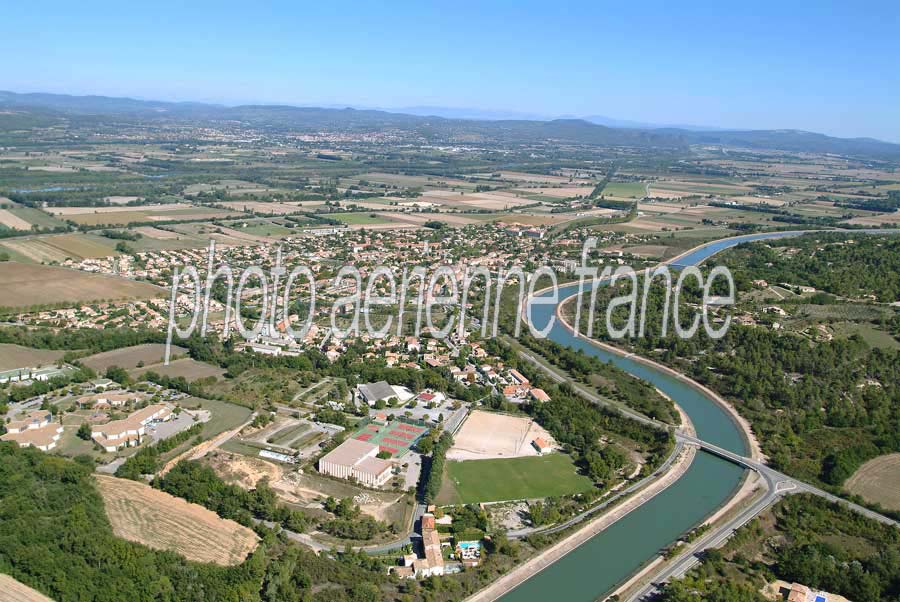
[3,1,899,141]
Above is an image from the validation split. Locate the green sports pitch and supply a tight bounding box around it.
[440,453,594,504]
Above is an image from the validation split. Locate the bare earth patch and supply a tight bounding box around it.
[205,451,283,489]
[448,410,555,460]
[94,475,258,566]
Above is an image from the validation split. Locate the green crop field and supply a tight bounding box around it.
[329,212,392,225]
[602,182,647,198]
[237,222,295,236]
[440,453,594,504]
[9,207,67,228]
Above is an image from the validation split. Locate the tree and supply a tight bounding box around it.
[76,422,92,440]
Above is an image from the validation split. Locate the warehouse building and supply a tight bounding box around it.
[318,438,393,487]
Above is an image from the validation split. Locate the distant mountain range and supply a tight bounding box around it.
[388,106,723,131]
[2,90,899,161]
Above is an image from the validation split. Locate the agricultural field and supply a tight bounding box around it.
[0,262,164,309]
[511,185,593,199]
[217,200,307,215]
[80,343,185,372]
[0,233,119,263]
[0,208,32,230]
[381,212,481,227]
[419,190,539,210]
[497,171,575,184]
[602,182,647,198]
[0,574,53,602]
[354,172,471,189]
[0,344,65,371]
[439,453,594,505]
[844,453,900,511]
[67,207,238,226]
[93,474,259,566]
[328,212,395,225]
[231,220,297,237]
[130,357,226,381]
[0,207,65,230]
[647,178,754,197]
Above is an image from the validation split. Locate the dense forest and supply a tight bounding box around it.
[587,304,900,492]
[573,237,900,498]
[0,443,546,602]
[723,233,900,302]
[0,442,267,602]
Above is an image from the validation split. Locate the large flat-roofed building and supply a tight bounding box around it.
[91,404,172,452]
[357,381,397,405]
[0,410,63,452]
[318,438,393,488]
[0,365,68,385]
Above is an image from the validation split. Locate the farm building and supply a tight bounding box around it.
[0,410,63,451]
[507,369,529,386]
[415,514,445,577]
[0,365,68,384]
[91,404,172,452]
[529,388,550,402]
[318,438,393,487]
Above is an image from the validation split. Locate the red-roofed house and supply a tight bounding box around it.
[532,437,552,454]
[530,388,550,402]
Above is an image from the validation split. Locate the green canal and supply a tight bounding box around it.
[502,232,802,601]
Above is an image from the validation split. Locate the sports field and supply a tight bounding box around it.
[448,410,555,460]
[439,453,594,505]
[351,418,427,457]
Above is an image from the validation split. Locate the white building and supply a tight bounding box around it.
[318,438,393,487]
[0,410,64,452]
[91,404,172,452]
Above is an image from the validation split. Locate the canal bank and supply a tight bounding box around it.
[495,231,812,602]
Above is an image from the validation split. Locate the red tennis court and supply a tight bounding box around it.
[389,430,415,440]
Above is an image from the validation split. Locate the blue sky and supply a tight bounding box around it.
[3,1,899,141]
